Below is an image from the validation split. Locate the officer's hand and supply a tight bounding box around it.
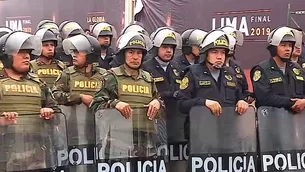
[235,100,249,115]
[81,94,93,106]
[115,101,132,119]
[2,112,18,124]
[205,99,222,116]
[0,117,16,125]
[291,98,305,113]
[40,108,54,120]
[145,99,160,120]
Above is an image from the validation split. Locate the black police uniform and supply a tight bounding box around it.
[178,64,244,114]
[142,58,181,117]
[251,58,305,109]
[98,47,115,69]
[227,58,251,98]
[173,54,198,77]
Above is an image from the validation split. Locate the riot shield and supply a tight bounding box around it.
[0,113,68,172]
[166,106,188,172]
[189,106,257,172]
[60,104,96,172]
[95,107,167,172]
[257,107,305,172]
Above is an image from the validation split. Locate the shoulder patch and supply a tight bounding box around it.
[235,67,241,74]
[66,66,76,74]
[179,76,189,90]
[293,68,301,75]
[110,67,124,76]
[57,60,67,70]
[141,70,153,82]
[225,75,233,81]
[96,67,107,75]
[27,72,41,83]
[253,70,261,82]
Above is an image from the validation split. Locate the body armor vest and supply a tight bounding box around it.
[0,78,42,115]
[68,66,105,96]
[30,60,65,88]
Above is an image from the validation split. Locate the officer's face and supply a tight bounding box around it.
[192,46,200,56]
[98,36,111,46]
[72,50,87,67]
[277,41,293,58]
[158,44,174,62]
[293,46,302,57]
[124,49,143,69]
[42,41,55,58]
[12,49,31,73]
[207,48,226,66]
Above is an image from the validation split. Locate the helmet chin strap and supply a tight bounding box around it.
[207,60,222,69]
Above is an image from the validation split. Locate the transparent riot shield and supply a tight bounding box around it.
[0,113,68,172]
[189,106,257,172]
[60,104,96,172]
[95,107,167,172]
[257,107,305,172]
[166,105,188,172]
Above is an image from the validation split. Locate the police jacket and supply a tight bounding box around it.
[142,57,181,117]
[173,54,198,77]
[98,47,115,70]
[178,64,244,114]
[251,58,305,109]
[227,58,250,98]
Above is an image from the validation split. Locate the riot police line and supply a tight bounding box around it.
[2,105,305,172]
[0,18,304,172]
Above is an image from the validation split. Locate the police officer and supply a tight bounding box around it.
[178,29,249,116]
[90,32,164,158]
[52,34,106,107]
[30,28,66,88]
[221,26,253,103]
[142,27,182,111]
[0,27,12,69]
[90,31,162,120]
[251,26,305,113]
[291,28,305,69]
[0,31,60,170]
[57,21,84,66]
[110,22,153,67]
[91,22,117,69]
[174,28,207,77]
[142,28,185,142]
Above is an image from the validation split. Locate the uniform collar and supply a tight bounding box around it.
[119,65,144,80]
[35,57,57,65]
[269,58,292,70]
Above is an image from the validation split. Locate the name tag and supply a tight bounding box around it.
[199,81,211,86]
[269,77,282,84]
[154,77,164,82]
[296,76,304,81]
[226,81,236,87]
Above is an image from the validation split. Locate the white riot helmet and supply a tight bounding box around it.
[59,21,84,39]
[116,32,151,68]
[199,29,230,68]
[220,25,244,46]
[267,26,296,61]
